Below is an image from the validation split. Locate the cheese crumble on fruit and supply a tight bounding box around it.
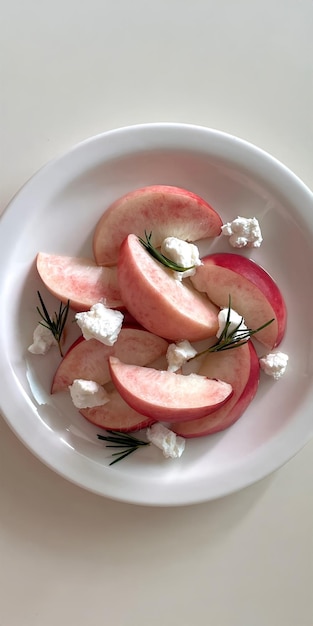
[69,379,110,409]
[221,216,263,248]
[75,302,123,346]
[217,307,248,340]
[160,236,202,281]
[166,340,198,372]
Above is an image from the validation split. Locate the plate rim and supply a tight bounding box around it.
[1,121,313,506]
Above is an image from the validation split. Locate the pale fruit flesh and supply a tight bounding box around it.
[191,253,287,348]
[80,388,155,432]
[51,327,169,393]
[93,185,222,266]
[117,234,219,342]
[172,341,260,437]
[109,356,233,423]
[37,252,123,312]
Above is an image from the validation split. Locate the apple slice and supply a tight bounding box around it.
[93,185,222,266]
[117,234,219,341]
[190,253,287,348]
[37,252,123,311]
[51,327,169,393]
[109,356,233,423]
[172,341,260,438]
[80,388,155,432]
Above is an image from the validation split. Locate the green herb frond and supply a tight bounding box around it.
[97,430,150,466]
[36,291,70,357]
[190,295,274,358]
[138,231,195,272]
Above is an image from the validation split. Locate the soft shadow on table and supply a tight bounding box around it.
[0,415,275,558]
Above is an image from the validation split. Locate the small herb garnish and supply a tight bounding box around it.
[97,430,150,466]
[190,296,274,359]
[138,231,195,273]
[36,291,70,357]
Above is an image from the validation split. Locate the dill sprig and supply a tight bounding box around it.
[190,296,274,359]
[36,291,70,357]
[97,430,150,466]
[138,231,195,272]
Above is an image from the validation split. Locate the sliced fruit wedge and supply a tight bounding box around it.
[172,341,260,437]
[51,327,169,393]
[190,252,287,348]
[37,252,123,311]
[109,356,233,423]
[117,234,219,341]
[80,388,155,432]
[93,185,222,266]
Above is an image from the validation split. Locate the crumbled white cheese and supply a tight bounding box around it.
[221,216,263,248]
[28,324,57,355]
[146,423,185,459]
[166,340,197,372]
[259,352,289,380]
[75,303,123,345]
[69,379,110,408]
[161,236,202,281]
[217,307,248,340]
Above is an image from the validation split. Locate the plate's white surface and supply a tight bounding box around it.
[1,122,313,506]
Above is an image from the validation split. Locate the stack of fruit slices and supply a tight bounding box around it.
[36,185,287,440]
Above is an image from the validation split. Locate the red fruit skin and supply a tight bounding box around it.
[172,341,260,438]
[93,184,222,266]
[37,252,123,312]
[109,356,233,423]
[117,234,219,342]
[191,252,287,349]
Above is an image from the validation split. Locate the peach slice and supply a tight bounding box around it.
[80,388,155,432]
[117,234,219,341]
[190,253,287,348]
[51,327,169,393]
[37,252,123,312]
[93,185,222,266]
[109,356,233,423]
[172,341,260,437]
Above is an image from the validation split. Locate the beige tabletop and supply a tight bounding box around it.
[1,1,313,625]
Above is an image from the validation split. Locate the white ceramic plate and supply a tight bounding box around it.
[1,123,313,506]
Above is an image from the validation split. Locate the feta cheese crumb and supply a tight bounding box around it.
[161,236,202,281]
[259,352,289,380]
[166,340,197,372]
[217,307,248,340]
[75,303,123,346]
[146,423,185,459]
[28,324,57,355]
[69,379,110,408]
[221,216,263,248]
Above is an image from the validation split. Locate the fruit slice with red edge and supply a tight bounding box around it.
[37,252,123,312]
[172,340,260,438]
[51,327,169,393]
[109,356,233,423]
[117,234,219,342]
[190,252,286,348]
[93,185,222,266]
[80,388,154,432]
